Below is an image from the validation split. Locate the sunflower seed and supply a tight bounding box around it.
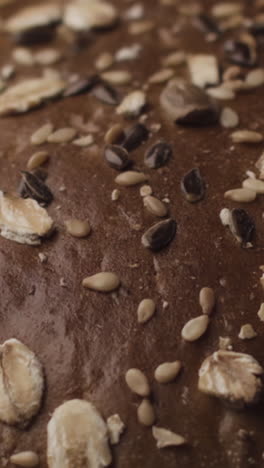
[122,123,149,152]
[154,361,182,384]
[181,315,209,342]
[47,399,112,468]
[5,4,61,43]
[34,48,61,66]
[30,123,54,145]
[194,13,221,35]
[64,75,98,97]
[20,171,53,205]
[257,303,264,321]
[73,134,94,147]
[238,324,257,340]
[144,141,172,169]
[181,168,205,203]
[129,20,155,35]
[137,399,155,426]
[12,47,34,66]
[160,81,219,125]
[141,218,176,251]
[242,178,264,193]
[231,130,263,144]
[124,3,144,21]
[10,451,39,467]
[104,124,125,145]
[224,188,256,202]
[115,171,148,186]
[198,350,263,406]
[148,68,175,84]
[224,38,256,67]
[245,68,264,88]
[211,2,243,18]
[152,426,186,448]
[64,0,118,31]
[140,185,152,197]
[82,272,120,292]
[111,189,120,201]
[199,287,215,315]
[92,81,119,105]
[101,70,132,85]
[0,191,53,245]
[137,298,156,324]
[125,368,150,396]
[47,127,77,143]
[1,64,15,80]
[207,86,235,100]
[188,54,219,88]
[220,107,239,128]
[65,219,91,238]
[162,51,186,67]
[95,52,114,71]
[229,208,255,244]
[0,338,44,425]
[115,44,142,62]
[27,151,49,170]
[223,65,242,82]
[116,90,146,117]
[143,196,168,217]
[104,145,130,171]
[0,74,65,116]
[255,152,264,179]
[107,414,125,445]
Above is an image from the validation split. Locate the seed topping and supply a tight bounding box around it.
[137,399,155,426]
[154,361,182,384]
[82,272,120,292]
[125,368,150,396]
[141,218,177,251]
[137,298,156,324]
[181,315,209,341]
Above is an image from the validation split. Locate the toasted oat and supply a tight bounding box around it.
[10,451,39,467]
[47,127,77,143]
[47,399,111,468]
[224,188,256,203]
[137,298,156,324]
[0,74,65,116]
[116,90,147,117]
[12,47,34,66]
[220,107,239,128]
[82,272,120,292]
[137,399,155,426]
[64,0,118,31]
[181,315,209,342]
[0,191,53,245]
[152,426,186,448]
[154,361,182,384]
[107,414,125,445]
[65,219,91,238]
[231,130,263,144]
[0,339,44,425]
[101,70,132,85]
[95,52,114,71]
[125,368,150,396]
[188,54,219,88]
[128,20,155,35]
[198,350,263,406]
[148,68,174,84]
[27,151,49,170]
[242,178,264,193]
[199,287,215,315]
[238,324,257,340]
[72,134,94,147]
[115,171,148,186]
[31,123,54,145]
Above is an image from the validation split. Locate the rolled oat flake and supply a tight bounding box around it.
[181,168,205,202]
[144,141,172,169]
[104,145,130,171]
[20,171,53,205]
[141,218,177,251]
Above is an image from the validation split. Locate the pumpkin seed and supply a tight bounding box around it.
[181,168,205,203]
[82,272,120,292]
[143,196,168,217]
[122,123,149,152]
[238,324,257,340]
[141,218,176,251]
[224,188,256,202]
[10,451,39,467]
[242,178,264,193]
[116,90,146,117]
[137,298,156,324]
[47,127,77,143]
[160,81,219,125]
[181,315,209,341]
[30,123,54,145]
[199,287,215,315]
[137,399,155,426]
[104,124,125,145]
[144,141,172,169]
[65,219,91,238]
[27,151,49,170]
[125,368,150,396]
[20,171,53,205]
[154,361,182,384]
[104,145,130,171]
[115,171,148,186]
